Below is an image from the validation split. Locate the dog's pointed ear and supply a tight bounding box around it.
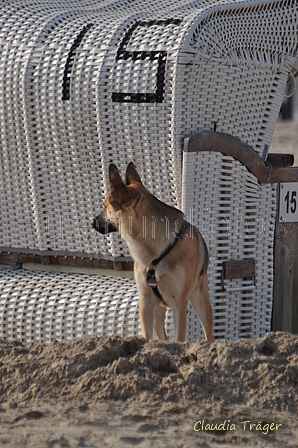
[108,164,127,210]
[125,162,143,186]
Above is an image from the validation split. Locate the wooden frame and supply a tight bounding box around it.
[0,252,134,273]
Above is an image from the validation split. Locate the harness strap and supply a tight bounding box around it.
[147,269,167,305]
[151,222,185,267]
[147,221,186,306]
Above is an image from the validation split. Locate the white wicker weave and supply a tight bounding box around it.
[1,0,297,257]
[0,267,178,343]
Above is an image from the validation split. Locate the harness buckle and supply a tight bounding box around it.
[148,277,157,288]
[147,267,157,288]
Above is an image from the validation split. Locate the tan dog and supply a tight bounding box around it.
[93,162,214,343]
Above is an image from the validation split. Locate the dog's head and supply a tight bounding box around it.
[92,162,142,234]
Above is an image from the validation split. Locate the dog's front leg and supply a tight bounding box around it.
[134,263,154,340]
[138,296,154,340]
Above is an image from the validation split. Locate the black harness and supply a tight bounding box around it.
[146,222,185,306]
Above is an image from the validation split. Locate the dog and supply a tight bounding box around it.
[93,162,214,343]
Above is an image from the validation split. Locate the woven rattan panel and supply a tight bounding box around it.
[0,268,140,343]
[0,267,209,343]
[182,152,276,340]
[1,0,298,259]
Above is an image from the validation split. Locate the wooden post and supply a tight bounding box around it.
[272,185,298,334]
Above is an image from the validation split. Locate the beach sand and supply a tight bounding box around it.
[0,332,297,448]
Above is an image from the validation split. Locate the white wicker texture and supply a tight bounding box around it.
[0,266,179,343]
[1,0,298,258]
[182,151,276,340]
[0,0,188,257]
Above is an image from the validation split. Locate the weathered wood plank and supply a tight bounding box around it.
[223,259,255,279]
[0,252,134,272]
[267,153,294,167]
[272,192,298,334]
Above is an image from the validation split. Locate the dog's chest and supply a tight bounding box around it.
[126,239,152,268]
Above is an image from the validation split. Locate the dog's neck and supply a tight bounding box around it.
[120,192,185,267]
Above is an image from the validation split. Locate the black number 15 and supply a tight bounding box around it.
[285,190,297,214]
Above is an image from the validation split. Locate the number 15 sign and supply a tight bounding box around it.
[279,183,298,223]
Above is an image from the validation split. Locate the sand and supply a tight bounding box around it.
[0,332,298,447]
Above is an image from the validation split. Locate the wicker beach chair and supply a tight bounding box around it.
[0,0,297,342]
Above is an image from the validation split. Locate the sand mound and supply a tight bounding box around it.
[0,332,297,447]
[0,332,297,410]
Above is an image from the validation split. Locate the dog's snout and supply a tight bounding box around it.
[92,217,100,231]
[92,215,118,234]
[92,216,105,234]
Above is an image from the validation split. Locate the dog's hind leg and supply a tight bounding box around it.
[189,273,214,343]
[172,300,188,342]
[153,306,167,341]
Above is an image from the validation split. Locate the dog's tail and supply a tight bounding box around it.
[196,229,209,276]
